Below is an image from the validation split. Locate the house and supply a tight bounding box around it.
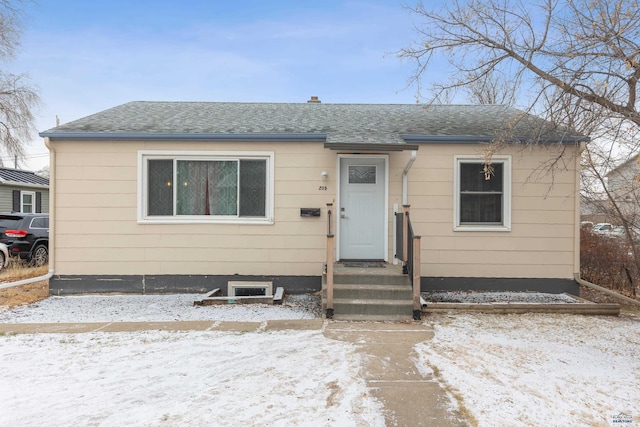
[604,156,640,227]
[606,156,639,199]
[0,167,49,213]
[40,100,586,297]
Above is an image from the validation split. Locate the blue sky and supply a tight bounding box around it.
[6,0,438,171]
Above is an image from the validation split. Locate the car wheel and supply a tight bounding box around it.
[0,252,4,271]
[31,245,48,267]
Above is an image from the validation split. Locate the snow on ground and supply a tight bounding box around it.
[0,294,386,426]
[0,329,385,427]
[416,313,640,427]
[2,294,640,426]
[0,293,322,323]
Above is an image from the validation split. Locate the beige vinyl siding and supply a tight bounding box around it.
[52,139,579,280]
[52,140,336,276]
[403,144,579,279]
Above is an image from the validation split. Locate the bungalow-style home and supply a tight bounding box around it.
[0,167,49,213]
[40,99,586,307]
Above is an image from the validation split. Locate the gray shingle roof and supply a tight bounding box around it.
[605,156,638,178]
[40,101,587,145]
[0,168,49,186]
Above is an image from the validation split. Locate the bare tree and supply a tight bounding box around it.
[400,0,640,295]
[462,69,516,106]
[399,0,640,183]
[399,0,639,128]
[580,140,640,297]
[0,0,39,168]
[35,165,48,178]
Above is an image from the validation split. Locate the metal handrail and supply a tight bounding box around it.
[395,205,422,320]
[325,203,334,319]
[395,211,404,261]
[407,214,414,277]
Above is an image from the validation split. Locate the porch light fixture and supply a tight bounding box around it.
[321,171,328,180]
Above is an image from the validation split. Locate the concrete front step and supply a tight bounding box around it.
[331,263,409,286]
[323,264,408,285]
[323,263,415,320]
[332,273,410,286]
[331,313,414,321]
[332,298,414,317]
[325,284,413,300]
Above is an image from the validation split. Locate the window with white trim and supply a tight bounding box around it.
[21,191,35,213]
[140,152,274,223]
[454,155,511,231]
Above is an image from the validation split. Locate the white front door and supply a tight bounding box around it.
[339,156,387,260]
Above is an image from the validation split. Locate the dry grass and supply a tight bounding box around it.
[580,284,640,316]
[0,261,50,308]
[428,363,478,426]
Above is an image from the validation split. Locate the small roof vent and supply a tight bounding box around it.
[307,96,321,103]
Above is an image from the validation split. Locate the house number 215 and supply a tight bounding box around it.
[318,186,327,191]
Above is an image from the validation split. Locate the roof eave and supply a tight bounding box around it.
[324,142,419,151]
[39,132,328,142]
[402,134,589,144]
[0,181,49,189]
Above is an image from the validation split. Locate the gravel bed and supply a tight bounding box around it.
[422,291,580,304]
[283,294,323,317]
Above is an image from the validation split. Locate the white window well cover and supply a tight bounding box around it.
[228,281,273,297]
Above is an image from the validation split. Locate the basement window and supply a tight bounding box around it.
[228,281,273,297]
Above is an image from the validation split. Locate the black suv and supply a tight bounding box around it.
[0,213,49,266]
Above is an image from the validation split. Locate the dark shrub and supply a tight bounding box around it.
[580,228,638,297]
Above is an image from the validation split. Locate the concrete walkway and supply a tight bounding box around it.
[324,321,469,426]
[0,319,469,426]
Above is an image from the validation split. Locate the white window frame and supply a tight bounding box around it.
[453,154,511,232]
[21,191,36,213]
[138,150,275,224]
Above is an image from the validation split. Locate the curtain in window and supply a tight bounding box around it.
[177,161,205,215]
[176,161,238,215]
[149,158,267,217]
[209,161,238,215]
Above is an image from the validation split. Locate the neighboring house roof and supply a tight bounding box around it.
[605,156,638,178]
[604,155,640,201]
[0,168,49,187]
[40,101,588,148]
